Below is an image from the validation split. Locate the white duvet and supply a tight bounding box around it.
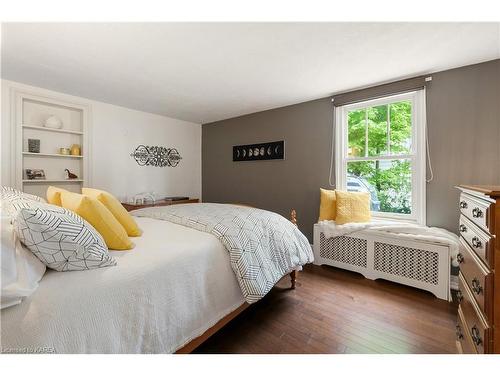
[134,203,313,303]
[0,217,244,354]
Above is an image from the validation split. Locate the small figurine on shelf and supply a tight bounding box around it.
[65,169,78,180]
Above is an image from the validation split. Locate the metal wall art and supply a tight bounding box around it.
[130,145,182,167]
[233,140,285,162]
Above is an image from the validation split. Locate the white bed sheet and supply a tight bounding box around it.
[0,217,245,353]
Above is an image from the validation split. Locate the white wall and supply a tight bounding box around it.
[1,80,202,201]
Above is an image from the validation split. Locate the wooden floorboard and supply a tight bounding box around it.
[194,264,458,354]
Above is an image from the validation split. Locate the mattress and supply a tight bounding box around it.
[0,217,245,354]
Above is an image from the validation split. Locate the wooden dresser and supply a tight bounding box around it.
[456,185,500,354]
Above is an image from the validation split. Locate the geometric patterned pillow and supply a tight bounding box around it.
[1,186,46,221]
[2,198,52,224]
[1,186,46,203]
[14,203,117,272]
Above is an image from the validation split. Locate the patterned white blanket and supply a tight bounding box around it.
[132,203,314,303]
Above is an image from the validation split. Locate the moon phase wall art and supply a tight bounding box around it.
[130,145,182,167]
[233,140,284,162]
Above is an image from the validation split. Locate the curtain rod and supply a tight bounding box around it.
[331,75,433,105]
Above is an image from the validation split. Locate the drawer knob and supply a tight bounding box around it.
[471,326,482,346]
[471,236,482,249]
[459,224,467,233]
[456,290,463,303]
[456,324,464,340]
[460,201,468,209]
[471,278,483,295]
[472,207,483,218]
[456,253,464,264]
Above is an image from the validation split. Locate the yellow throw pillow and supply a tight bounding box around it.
[335,190,371,225]
[319,188,336,221]
[82,188,142,237]
[60,191,134,250]
[46,186,68,206]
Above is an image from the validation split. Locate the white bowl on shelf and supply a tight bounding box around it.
[44,115,63,129]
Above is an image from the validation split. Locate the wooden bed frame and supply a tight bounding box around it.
[175,209,300,353]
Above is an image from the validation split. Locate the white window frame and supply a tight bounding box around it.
[335,90,426,225]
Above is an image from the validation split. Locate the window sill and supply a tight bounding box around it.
[371,214,422,225]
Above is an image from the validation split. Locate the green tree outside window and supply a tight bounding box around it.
[346,101,412,214]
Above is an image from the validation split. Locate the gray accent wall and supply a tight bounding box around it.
[425,59,500,231]
[203,59,500,242]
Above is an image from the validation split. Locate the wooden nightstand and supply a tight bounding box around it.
[121,199,199,212]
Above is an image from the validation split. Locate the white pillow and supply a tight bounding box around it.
[14,202,117,272]
[1,207,46,309]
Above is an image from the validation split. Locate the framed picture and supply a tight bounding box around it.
[25,169,46,180]
[233,140,284,161]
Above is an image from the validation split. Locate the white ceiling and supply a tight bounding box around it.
[2,23,499,124]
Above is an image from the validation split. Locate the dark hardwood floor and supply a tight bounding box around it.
[194,264,458,354]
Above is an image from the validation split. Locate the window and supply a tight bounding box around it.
[335,91,426,224]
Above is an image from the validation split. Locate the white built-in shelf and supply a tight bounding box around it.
[23,152,83,159]
[22,179,84,183]
[22,124,83,135]
[15,91,89,198]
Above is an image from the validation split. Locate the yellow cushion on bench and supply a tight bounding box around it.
[319,188,337,221]
[335,190,371,225]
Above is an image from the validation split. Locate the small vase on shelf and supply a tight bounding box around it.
[70,144,81,156]
[28,139,40,153]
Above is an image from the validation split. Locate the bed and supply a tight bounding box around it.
[1,205,310,354]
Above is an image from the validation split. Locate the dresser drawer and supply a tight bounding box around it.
[458,272,491,353]
[459,215,494,268]
[456,305,477,354]
[457,238,493,318]
[459,193,494,235]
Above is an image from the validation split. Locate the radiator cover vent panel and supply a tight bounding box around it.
[319,233,367,268]
[373,241,439,285]
[313,224,450,300]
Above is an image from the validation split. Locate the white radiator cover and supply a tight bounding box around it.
[313,224,451,301]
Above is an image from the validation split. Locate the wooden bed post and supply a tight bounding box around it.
[290,270,297,289]
[290,209,298,289]
[290,209,298,227]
